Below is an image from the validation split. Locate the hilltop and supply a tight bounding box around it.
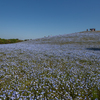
[24,31,100,47]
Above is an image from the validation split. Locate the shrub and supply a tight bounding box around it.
[0,38,23,44]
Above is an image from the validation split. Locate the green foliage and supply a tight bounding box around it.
[0,38,23,44]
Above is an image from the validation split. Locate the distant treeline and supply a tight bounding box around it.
[0,38,23,44]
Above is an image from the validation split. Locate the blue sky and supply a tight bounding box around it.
[0,0,100,39]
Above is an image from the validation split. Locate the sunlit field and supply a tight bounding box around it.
[0,31,100,100]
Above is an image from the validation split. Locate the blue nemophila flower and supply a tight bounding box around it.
[0,32,100,99]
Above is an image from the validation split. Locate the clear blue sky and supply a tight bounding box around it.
[0,0,100,39]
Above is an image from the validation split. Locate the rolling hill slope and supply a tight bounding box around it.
[0,31,100,99]
[25,31,100,47]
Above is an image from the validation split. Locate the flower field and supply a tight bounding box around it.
[0,32,100,100]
